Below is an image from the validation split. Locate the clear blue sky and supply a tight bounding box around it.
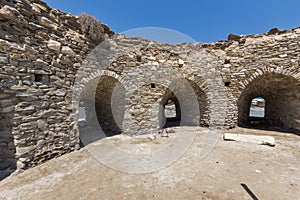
[43,0,300,43]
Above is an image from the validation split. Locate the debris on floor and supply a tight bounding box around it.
[223,133,275,147]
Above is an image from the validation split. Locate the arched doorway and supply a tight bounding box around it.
[95,76,125,137]
[159,78,209,128]
[161,92,181,128]
[78,75,125,146]
[238,73,300,132]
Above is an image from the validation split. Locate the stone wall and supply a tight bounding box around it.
[208,30,300,130]
[0,94,16,170]
[0,0,299,170]
[0,0,112,169]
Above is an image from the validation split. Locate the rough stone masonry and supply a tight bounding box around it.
[0,0,299,170]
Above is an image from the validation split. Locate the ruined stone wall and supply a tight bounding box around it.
[77,31,299,139]
[209,29,300,131]
[0,0,111,169]
[75,37,226,138]
[0,0,299,170]
[0,94,16,170]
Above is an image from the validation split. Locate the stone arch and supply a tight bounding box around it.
[78,69,127,90]
[73,70,126,146]
[120,77,207,135]
[184,48,229,128]
[95,75,126,136]
[184,76,210,127]
[159,78,209,128]
[238,72,300,132]
[78,37,153,79]
[75,38,234,135]
[238,65,300,90]
[160,90,181,128]
[119,63,197,135]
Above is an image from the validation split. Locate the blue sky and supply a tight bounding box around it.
[43,0,300,43]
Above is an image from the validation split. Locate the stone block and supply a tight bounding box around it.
[0,5,20,23]
[38,16,57,29]
[47,39,61,52]
[61,46,76,56]
[223,133,275,147]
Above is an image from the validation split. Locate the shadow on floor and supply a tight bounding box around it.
[0,169,15,181]
[241,183,259,200]
[163,118,181,128]
[239,117,299,136]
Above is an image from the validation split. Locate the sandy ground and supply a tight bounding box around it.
[0,127,299,200]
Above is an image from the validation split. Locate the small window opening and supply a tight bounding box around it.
[150,83,156,88]
[249,97,265,118]
[224,81,231,87]
[137,56,142,62]
[78,102,87,123]
[34,74,49,83]
[164,100,176,118]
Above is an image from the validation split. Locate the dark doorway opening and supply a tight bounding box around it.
[78,75,125,146]
[159,78,209,129]
[162,96,181,128]
[238,73,300,133]
[95,76,125,137]
[0,95,17,180]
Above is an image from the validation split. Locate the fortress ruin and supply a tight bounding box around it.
[0,0,299,171]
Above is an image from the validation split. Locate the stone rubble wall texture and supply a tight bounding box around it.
[0,0,111,170]
[0,0,299,170]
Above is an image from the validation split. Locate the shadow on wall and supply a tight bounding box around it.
[238,73,300,134]
[0,94,17,180]
[78,75,125,146]
[95,76,125,137]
